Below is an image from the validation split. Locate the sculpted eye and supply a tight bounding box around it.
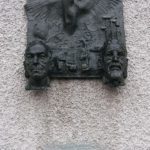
[106,52,113,56]
[26,54,33,58]
[40,53,47,58]
[118,51,125,56]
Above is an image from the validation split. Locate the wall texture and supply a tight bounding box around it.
[0,0,150,149]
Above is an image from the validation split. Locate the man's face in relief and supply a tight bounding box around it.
[103,40,127,81]
[25,42,50,80]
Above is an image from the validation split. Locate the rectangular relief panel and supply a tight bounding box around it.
[24,0,128,89]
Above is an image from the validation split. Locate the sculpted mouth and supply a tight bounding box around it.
[32,68,42,73]
[32,70,40,74]
[109,64,121,71]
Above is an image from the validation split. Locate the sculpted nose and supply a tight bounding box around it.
[33,56,38,65]
[113,51,118,61]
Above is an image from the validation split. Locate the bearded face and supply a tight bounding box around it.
[103,40,127,82]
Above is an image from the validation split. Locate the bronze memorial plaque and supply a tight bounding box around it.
[24,0,128,90]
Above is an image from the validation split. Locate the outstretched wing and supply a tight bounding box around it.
[25,0,60,20]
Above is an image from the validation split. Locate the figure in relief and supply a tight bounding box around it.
[101,18,128,86]
[102,39,128,86]
[25,0,121,34]
[24,0,128,88]
[24,41,52,90]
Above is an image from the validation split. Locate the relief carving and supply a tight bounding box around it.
[24,41,52,90]
[24,0,128,90]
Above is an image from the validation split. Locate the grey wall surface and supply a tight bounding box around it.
[0,0,150,149]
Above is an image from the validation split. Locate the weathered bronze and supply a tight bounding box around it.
[102,39,128,86]
[24,0,128,89]
[62,0,94,34]
[101,17,128,86]
[24,41,52,90]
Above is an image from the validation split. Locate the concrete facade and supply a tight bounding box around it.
[0,0,150,149]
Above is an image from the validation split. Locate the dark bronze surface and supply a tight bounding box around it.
[24,41,52,90]
[24,0,128,89]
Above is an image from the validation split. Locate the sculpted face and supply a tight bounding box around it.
[25,42,50,80]
[103,40,127,81]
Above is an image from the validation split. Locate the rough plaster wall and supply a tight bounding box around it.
[0,0,150,149]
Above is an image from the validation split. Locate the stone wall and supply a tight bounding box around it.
[0,0,150,149]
